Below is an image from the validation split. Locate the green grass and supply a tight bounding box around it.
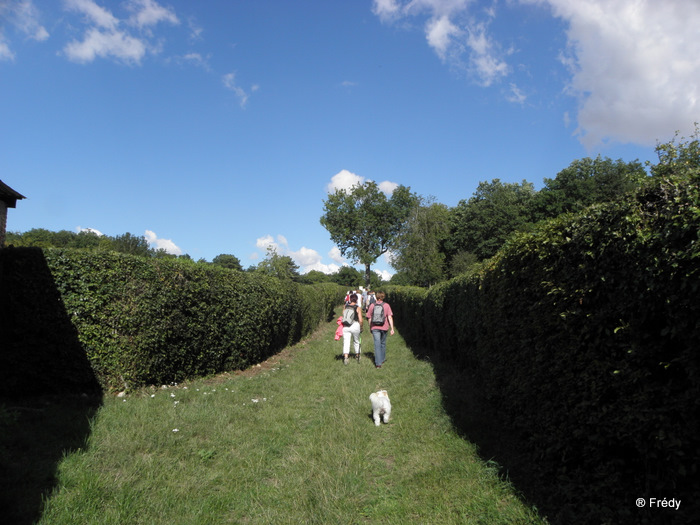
[6,310,547,524]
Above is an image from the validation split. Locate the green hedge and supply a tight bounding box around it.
[388,170,699,523]
[1,248,341,392]
[0,247,101,397]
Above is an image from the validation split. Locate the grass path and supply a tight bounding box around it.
[36,309,547,524]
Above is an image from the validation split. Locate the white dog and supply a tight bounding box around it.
[370,390,391,426]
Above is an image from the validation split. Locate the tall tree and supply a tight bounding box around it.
[331,266,363,288]
[255,247,301,281]
[447,179,536,261]
[531,156,647,220]
[113,232,152,256]
[212,253,243,271]
[299,269,331,284]
[392,200,450,286]
[320,181,419,289]
[650,125,700,179]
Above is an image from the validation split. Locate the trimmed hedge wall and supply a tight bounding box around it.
[0,247,101,397]
[1,248,341,392]
[388,171,699,524]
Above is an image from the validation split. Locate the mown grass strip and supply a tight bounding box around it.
[36,309,546,524]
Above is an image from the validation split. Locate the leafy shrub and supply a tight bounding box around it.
[0,247,100,397]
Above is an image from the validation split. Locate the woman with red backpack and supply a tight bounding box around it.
[366,291,394,368]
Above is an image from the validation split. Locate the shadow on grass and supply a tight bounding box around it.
[333,351,376,364]
[406,343,700,525]
[0,394,102,524]
[404,344,553,520]
[0,248,103,524]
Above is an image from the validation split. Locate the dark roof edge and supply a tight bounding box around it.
[0,180,27,200]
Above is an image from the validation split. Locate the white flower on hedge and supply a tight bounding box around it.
[172,428,179,433]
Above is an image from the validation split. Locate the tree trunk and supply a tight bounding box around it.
[364,263,371,290]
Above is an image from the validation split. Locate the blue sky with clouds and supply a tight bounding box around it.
[2,0,699,279]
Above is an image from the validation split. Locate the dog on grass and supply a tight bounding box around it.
[370,390,391,426]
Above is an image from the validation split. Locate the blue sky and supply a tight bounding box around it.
[2,0,699,279]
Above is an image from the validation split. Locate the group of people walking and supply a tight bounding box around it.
[337,290,394,368]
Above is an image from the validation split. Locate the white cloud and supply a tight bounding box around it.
[466,22,509,87]
[187,18,203,42]
[289,246,344,274]
[304,261,341,274]
[289,246,322,268]
[326,169,400,195]
[254,234,341,274]
[62,0,178,64]
[126,0,179,29]
[144,230,182,255]
[255,235,287,255]
[223,72,258,108]
[253,234,394,276]
[326,169,365,193]
[0,39,14,61]
[12,0,49,40]
[523,0,700,147]
[76,226,104,236]
[506,83,526,104]
[372,0,401,21]
[378,180,399,194]
[329,246,345,264]
[375,268,394,281]
[372,0,700,147]
[64,27,147,64]
[65,0,119,30]
[179,52,208,68]
[372,0,508,86]
[0,0,49,60]
[425,15,461,60]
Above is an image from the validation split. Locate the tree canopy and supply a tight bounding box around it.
[446,179,537,262]
[320,181,419,288]
[13,141,679,289]
[531,156,647,220]
[254,247,301,281]
[392,200,450,287]
[212,254,243,271]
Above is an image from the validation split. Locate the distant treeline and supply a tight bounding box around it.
[390,155,652,287]
[7,130,698,292]
[4,229,387,289]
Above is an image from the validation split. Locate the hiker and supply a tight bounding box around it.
[341,293,363,365]
[366,291,394,368]
[367,291,376,311]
